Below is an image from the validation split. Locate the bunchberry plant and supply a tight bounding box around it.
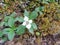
[0,9,38,41]
[16,10,38,35]
[0,6,45,41]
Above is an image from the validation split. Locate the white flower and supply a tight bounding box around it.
[22,16,32,29]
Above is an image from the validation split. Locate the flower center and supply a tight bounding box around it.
[26,21,29,25]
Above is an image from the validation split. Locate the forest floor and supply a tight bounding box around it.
[0,0,60,45]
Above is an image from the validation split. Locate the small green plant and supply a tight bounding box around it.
[16,10,38,34]
[0,4,45,40]
[0,9,39,41]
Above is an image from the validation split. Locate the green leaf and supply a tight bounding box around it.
[42,0,49,4]
[31,23,37,30]
[8,31,15,41]
[4,16,10,26]
[35,6,44,15]
[3,28,12,34]
[4,16,9,22]
[0,22,5,26]
[16,25,26,35]
[0,31,4,37]
[8,17,15,27]
[29,11,38,19]
[10,12,16,17]
[49,0,55,2]
[3,28,15,40]
[15,17,24,22]
[39,6,44,11]
[29,27,34,34]
[24,9,29,17]
[35,7,40,12]
[4,22,8,26]
[11,26,16,30]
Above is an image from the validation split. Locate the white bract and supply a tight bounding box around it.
[22,16,32,29]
